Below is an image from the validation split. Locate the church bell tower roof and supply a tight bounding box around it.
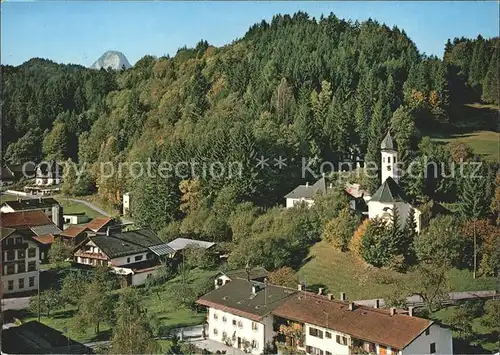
[381,131,397,151]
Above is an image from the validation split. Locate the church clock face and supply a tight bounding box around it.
[387,165,391,171]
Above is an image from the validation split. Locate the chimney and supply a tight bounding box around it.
[340,292,346,301]
[390,307,396,316]
[317,288,324,295]
[51,204,63,230]
[408,306,414,317]
[306,182,309,187]
[374,299,380,309]
[298,284,304,291]
[327,294,333,300]
[348,302,355,311]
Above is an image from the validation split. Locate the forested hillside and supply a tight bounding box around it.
[2,12,498,237]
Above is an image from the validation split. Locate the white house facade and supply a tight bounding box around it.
[1,229,39,295]
[284,177,327,209]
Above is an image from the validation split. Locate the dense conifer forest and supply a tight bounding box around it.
[2,13,499,242]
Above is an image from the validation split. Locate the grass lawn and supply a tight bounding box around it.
[16,267,215,343]
[432,304,499,354]
[55,198,106,220]
[142,268,217,331]
[432,131,500,162]
[298,241,497,300]
[429,103,499,162]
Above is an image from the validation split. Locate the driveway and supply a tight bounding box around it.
[189,339,248,355]
[2,296,31,311]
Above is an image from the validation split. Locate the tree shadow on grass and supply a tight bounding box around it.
[88,329,112,342]
[51,309,77,319]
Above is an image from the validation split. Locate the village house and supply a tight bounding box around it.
[1,227,40,295]
[72,228,174,286]
[0,163,36,186]
[284,177,328,208]
[1,197,64,229]
[59,225,89,246]
[0,210,62,262]
[214,267,269,289]
[63,212,90,226]
[196,280,453,355]
[167,237,216,255]
[35,161,63,186]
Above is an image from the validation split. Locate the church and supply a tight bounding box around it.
[367,131,423,233]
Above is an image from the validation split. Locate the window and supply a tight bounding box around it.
[222,316,227,323]
[18,262,26,273]
[127,257,131,263]
[217,279,224,286]
[6,238,13,245]
[135,255,143,261]
[6,250,15,261]
[383,157,386,163]
[326,352,332,355]
[28,261,36,272]
[232,319,237,326]
[367,343,376,353]
[8,280,14,290]
[237,320,243,329]
[18,250,26,259]
[251,340,258,349]
[29,276,35,287]
[388,156,391,163]
[306,346,323,355]
[6,264,15,275]
[15,237,22,244]
[213,313,218,320]
[18,278,24,289]
[251,322,258,331]
[309,327,323,339]
[325,331,332,339]
[28,248,36,258]
[430,343,436,354]
[336,335,348,346]
[222,331,227,339]
[425,328,430,336]
[213,328,218,335]
[394,156,397,163]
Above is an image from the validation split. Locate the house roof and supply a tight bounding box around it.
[369,177,409,203]
[381,131,397,151]
[30,224,62,236]
[0,210,54,228]
[85,217,113,232]
[196,278,297,321]
[220,267,269,281]
[86,228,162,259]
[0,167,15,181]
[272,293,432,350]
[284,176,327,199]
[167,237,216,251]
[149,243,176,256]
[2,198,60,211]
[33,234,55,245]
[8,162,36,175]
[60,225,89,238]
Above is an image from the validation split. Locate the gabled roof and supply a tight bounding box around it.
[381,131,397,151]
[0,210,54,228]
[30,224,62,236]
[0,167,15,181]
[196,278,297,321]
[167,237,216,251]
[149,243,176,256]
[2,198,60,211]
[85,217,114,232]
[272,293,432,350]
[284,176,327,199]
[369,177,409,203]
[60,225,89,238]
[220,267,269,281]
[85,228,163,259]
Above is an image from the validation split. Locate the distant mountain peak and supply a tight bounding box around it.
[90,50,132,70]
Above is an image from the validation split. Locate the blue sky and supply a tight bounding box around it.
[1,1,498,66]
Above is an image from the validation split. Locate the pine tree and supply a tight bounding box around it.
[482,50,499,105]
[459,166,490,220]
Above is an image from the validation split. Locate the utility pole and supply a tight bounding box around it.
[37,260,41,322]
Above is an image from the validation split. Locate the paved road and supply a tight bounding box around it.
[2,296,31,311]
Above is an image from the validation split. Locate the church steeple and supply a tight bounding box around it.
[381,131,398,184]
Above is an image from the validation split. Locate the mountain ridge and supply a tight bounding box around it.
[90,50,132,70]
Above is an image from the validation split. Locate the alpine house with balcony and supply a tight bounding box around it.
[196,280,453,355]
[72,228,174,286]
